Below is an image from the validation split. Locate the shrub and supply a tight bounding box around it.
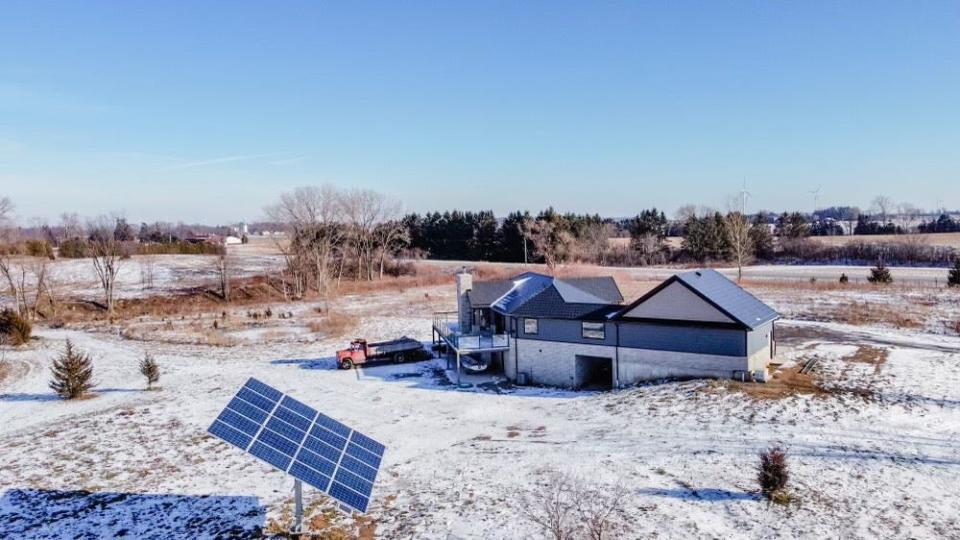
[758,445,789,503]
[949,258,960,288]
[0,310,32,346]
[867,259,892,284]
[58,238,88,258]
[839,273,849,284]
[140,352,160,389]
[49,339,95,399]
[25,240,54,259]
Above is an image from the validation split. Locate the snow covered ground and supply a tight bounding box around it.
[2,295,959,538]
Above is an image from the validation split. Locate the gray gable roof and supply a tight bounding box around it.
[615,268,778,330]
[472,272,623,319]
[509,285,621,320]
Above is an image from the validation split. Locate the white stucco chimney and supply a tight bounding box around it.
[455,270,473,332]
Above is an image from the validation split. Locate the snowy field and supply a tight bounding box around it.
[1,260,960,538]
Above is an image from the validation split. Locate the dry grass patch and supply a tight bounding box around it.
[308,312,358,337]
[717,362,829,400]
[832,302,923,328]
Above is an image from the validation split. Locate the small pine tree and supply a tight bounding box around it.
[867,259,893,284]
[949,258,960,288]
[49,339,95,399]
[140,352,160,389]
[758,445,789,503]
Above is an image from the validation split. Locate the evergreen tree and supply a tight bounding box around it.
[49,339,95,399]
[705,212,731,261]
[867,259,893,284]
[948,258,960,287]
[681,215,708,261]
[628,208,668,254]
[500,211,532,262]
[140,351,160,389]
[776,212,809,239]
[748,214,774,260]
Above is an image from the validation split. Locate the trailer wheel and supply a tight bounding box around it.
[340,359,354,370]
[394,353,405,364]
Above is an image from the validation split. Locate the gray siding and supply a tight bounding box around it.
[618,322,746,357]
[747,322,774,356]
[514,317,617,347]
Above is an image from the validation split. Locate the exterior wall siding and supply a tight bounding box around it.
[517,317,616,347]
[622,281,735,323]
[618,322,746,357]
[746,321,774,371]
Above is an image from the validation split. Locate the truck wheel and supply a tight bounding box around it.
[340,359,354,370]
[394,353,405,364]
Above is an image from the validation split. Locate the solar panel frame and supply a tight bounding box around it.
[208,378,385,514]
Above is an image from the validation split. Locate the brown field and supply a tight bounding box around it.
[809,232,960,248]
[609,232,960,250]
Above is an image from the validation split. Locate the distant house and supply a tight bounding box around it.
[433,269,778,389]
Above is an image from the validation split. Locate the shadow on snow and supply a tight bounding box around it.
[0,388,145,402]
[638,487,759,502]
[0,488,265,539]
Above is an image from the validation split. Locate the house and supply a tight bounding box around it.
[432,268,778,389]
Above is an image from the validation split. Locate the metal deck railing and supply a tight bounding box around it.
[432,311,510,352]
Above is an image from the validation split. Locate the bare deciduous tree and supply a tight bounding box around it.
[0,197,12,225]
[576,483,629,540]
[517,470,582,540]
[266,185,345,305]
[373,219,409,279]
[87,217,126,316]
[522,218,575,272]
[518,469,627,540]
[140,253,157,290]
[341,189,400,280]
[215,243,231,302]
[871,195,894,224]
[725,211,753,282]
[576,221,614,265]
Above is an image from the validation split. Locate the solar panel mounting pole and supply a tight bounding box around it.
[293,479,304,537]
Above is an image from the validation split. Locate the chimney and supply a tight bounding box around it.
[455,270,473,333]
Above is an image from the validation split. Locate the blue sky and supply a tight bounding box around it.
[1,1,958,223]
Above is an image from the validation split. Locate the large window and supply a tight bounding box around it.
[582,321,605,340]
[523,318,538,335]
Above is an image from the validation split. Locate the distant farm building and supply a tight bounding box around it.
[433,269,779,389]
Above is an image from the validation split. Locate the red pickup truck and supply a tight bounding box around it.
[336,337,425,369]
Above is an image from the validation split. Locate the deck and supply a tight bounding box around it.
[431,311,510,353]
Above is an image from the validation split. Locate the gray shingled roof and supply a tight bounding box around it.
[672,269,779,329]
[559,277,623,303]
[473,272,624,319]
[466,280,515,307]
[508,285,621,319]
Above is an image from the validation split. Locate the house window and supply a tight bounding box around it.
[523,318,538,335]
[582,321,605,340]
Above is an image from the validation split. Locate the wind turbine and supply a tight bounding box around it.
[809,186,822,217]
[739,178,751,214]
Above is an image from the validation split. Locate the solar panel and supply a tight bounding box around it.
[208,378,386,513]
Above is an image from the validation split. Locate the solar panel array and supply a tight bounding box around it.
[208,378,385,513]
